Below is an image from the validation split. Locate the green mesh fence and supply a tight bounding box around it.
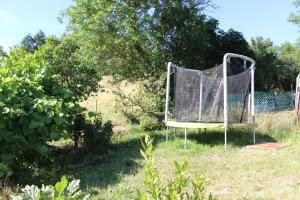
[254,91,295,113]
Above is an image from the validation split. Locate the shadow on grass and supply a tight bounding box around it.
[14,128,277,194]
[56,136,143,195]
[153,128,277,148]
[12,134,144,196]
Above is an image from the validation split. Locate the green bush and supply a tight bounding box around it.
[10,176,90,200]
[137,135,216,200]
[115,75,166,128]
[0,50,84,178]
[139,117,160,131]
[72,113,86,149]
[83,113,113,154]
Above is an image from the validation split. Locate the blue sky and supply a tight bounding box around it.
[209,0,299,46]
[0,0,72,52]
[0,0,299,52]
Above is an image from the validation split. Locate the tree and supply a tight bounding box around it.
[0,46,8,57]
[276,40,300,71]
[20,30,46,53]
[62,0,220,80]
[40,36,101,100]
[63,0,255,78]
[250,37,296,91]
[276,41,300,90]
[289,0,300,26]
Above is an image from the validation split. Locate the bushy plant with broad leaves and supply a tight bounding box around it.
[136,135,216,200]
[0,49,84,178]
[83,113,113,154]
[10,176,90,200]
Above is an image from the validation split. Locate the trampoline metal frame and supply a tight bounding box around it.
[164,53,256,150]
[295,74,300,121]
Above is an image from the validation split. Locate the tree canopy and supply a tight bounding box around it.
[63,0,252,81]
[0,46,8,57]
[40,36,101,100]
[289,0,300,26]
[20,30,46,53]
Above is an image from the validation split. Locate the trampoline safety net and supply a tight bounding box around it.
[172,62,250,123]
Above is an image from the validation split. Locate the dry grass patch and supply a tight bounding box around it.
[81,76,137,132]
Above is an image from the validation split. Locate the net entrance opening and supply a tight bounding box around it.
[171,60,251,123]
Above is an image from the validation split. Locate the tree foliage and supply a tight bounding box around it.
[276,41,300,90]
[63,0,253,79]
[20,30,46,53]
[40,36,102,100]
[289,0,300,26]
[0,46,8,58]
[276,40,300,72]
[250,37,297,91]
[0,46,8,67]
[63,0,221,81]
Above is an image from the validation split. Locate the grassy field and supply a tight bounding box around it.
[81,76,137,133]
[75,82,300,199]
[65,126,300,200]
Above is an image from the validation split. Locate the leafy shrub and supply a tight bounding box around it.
[83,113,113,154]
[139,117,160,131]
[137,135,215,200]
[73,113,86,149]
[115,75,166,128]
[0,50,84,178]
[10,176,90,200]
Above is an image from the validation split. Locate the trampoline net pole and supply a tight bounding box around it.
[251,63,256,144]
[198,73,203,121]
[184,128,187,149]
[165,62,172,124]
[223,54,228,151]
[166,126,169,142]
[296,74,300,122]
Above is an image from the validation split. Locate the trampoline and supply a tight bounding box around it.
[164,53,256,150]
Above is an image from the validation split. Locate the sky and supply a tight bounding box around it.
[0,0,72,52]
[209,0,299,45]
[0,0,299,52]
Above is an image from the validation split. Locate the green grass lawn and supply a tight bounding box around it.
[55,119,300,200]
[75,81,300,199]
[9,124,297,199]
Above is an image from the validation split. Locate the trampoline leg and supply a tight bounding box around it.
[166,126,168,142]
[253,127,256,144]
[224,128,227,151]
[184,128,187,149]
